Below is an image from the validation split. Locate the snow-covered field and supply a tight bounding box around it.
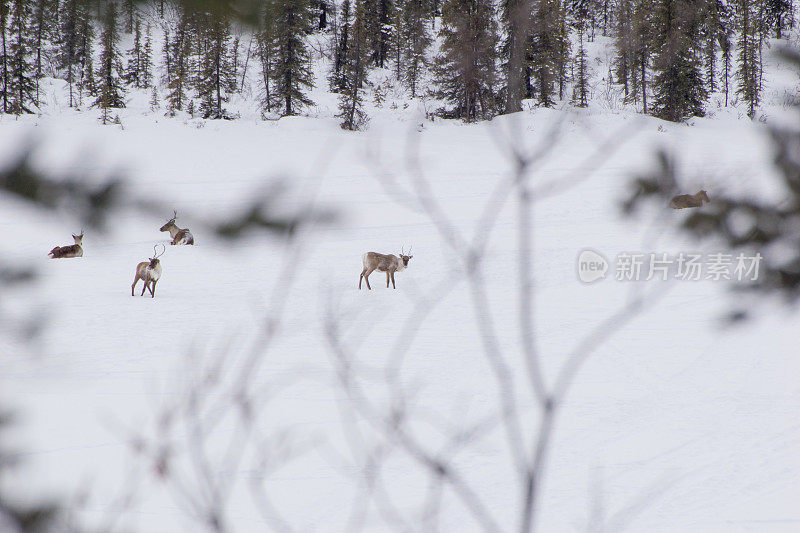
[2,25,800,533]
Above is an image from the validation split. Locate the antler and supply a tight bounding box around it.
[172,210,178,220]
[401,245,405,256]
[153,243,165,259]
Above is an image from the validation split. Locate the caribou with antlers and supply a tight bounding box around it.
[359,247,413,290]
[160,210,194,245]
[48,231,84,258]
[131,244,164,298]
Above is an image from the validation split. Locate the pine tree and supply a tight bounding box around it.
[94,2,125,114]
[7,0,37,114]
[433,0,499,121]
[400,0,431,97]
[651,0,707,122]
[736,0,760,118]
[271,0,316,116]
[1,0,10,113]
[337,0,369,129]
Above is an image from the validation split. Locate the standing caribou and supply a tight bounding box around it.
[132,244,164,298]
[160,210,194,245]
[670,190,711,209]
[359,247,413,290]
[48,231,84,258]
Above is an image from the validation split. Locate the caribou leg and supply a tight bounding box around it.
[150,280,157,298]
[386,272,390,288]
[131,276,139,296]
[391,272,396,289]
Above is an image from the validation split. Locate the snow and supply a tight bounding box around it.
[1,18,800,533]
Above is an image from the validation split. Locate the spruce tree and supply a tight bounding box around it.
[630,0,654,112]
[124,17,144,88]
[502,0,531,113]
[337,0,369,129]
[400,0,431,97]
[31,0,56,107]
[736,0,760,118]
[165,9,193,113]
[122,0,135,33]
[721,25,731,106]
[195,11,236,119]
[613,0,635,98]
[94,2,125,113]
[141,24,153,88]
[433,0,499,121]
[528,0,560,107]
[7,0,37,114]
[329,0,351,92]
[362,0,395,68]
[57,0,78,107]
[1,0,9,113]
[257,0,278,111]
[651,0,707,122]
[271,0,315,116]
[552,0,570,101]
[573,16,589,107]
[76,0,95,100]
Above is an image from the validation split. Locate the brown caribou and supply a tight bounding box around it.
[160,210,194,245]
[131,244,164,298]
[359,247,413,290]
[48,231,84,258]
[670,190,710,209]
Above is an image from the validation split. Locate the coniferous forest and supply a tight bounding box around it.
[0,0,795,127]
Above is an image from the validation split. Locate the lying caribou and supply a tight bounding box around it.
[359,247,413,290]
[48,231,84,258]
[131,244,164,298]
[160,210,194,245]
[669,190,710,209]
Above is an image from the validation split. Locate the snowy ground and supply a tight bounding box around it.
[2,21,800,533]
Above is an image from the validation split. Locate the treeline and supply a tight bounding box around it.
[0,0,794,127]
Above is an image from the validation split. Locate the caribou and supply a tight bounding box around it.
[131,244,164,298]
[669,190,710,209]
[359,247,413,290]
[160,210,194,245]
[48,231,84,258]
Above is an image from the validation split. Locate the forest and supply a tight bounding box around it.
[0,0,794,128]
